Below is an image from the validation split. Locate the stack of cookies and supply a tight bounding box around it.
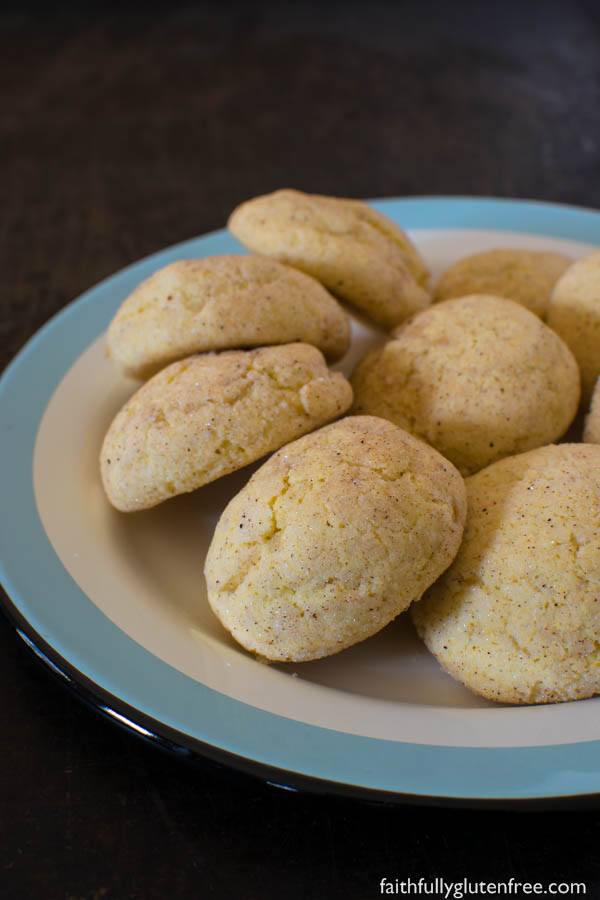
[100,188,600,706]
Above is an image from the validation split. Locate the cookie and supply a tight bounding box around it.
[583,377,600,443]
[100,343,353,511]
[228,188,430,329]
[546,251,600,403]
[205,415,466,662]
[351,295,580,476]
[412,443,600,705]
[106,255,350,379]
[433,248,572,318]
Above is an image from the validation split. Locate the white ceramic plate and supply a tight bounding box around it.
[2,197,600,803]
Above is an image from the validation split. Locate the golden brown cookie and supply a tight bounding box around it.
[100,343,353,511]
[412,443,600,705]
[546,251,600,403]
[205,415,466,662]
[351,295,580,475]
[228,189,430,329]
[433,248,572,318]
[106,255,350,379]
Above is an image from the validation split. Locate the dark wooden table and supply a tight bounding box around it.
[2,2,600,897]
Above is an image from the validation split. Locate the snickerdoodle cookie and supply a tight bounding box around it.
[412,443,600,704]
[434,248,572,318]
[107,255,350,379]
[100,343,353,512]
[205,415,466,662]
[228,189,430,329]
[351,295,580,476]
[583,377,600,443]
[546,251,600,403]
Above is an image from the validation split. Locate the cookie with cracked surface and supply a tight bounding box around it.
[433,248,573,319]
[228,188,430,330]
[100,343,353,512]
[106,254,350,379]
[205,415,466,662]
[412,443,600,704]
[351,295,580,476]
[546,251,600,403]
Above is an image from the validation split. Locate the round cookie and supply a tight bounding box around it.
[583,377,600,443]
[411,443,600,705]
[351,294,580,476]
[228,188,430,330]
[546,251,600,403]
[107,255,350,379]
[100,343,353,512]
[205,415,467,663]
[433,248,573,318]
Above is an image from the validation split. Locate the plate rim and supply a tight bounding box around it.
[3,597,600,810]
[2,195,600,804]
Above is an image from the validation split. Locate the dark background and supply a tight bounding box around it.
[2,1,600,897]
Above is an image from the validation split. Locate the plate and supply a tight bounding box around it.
[2,196,600,804]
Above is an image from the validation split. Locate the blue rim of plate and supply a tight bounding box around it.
[2,196,600,805]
